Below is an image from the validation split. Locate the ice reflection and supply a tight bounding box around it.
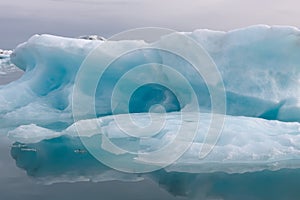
[10,136,300,200]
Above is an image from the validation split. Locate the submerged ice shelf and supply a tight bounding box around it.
[1,25,300,174]
[8,112,300,173]
[9,136,300,199]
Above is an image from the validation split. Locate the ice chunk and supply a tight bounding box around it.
[0,49,12,59]
[0,53,19,75]
[78,35,106,41]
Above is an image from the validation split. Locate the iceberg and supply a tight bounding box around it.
[1,25,300,174]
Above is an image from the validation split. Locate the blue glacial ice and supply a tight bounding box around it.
[1,25,300,174]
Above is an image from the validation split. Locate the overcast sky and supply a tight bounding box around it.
[1,0,300,49]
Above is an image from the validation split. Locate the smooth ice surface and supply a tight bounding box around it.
[1,25,300,173]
